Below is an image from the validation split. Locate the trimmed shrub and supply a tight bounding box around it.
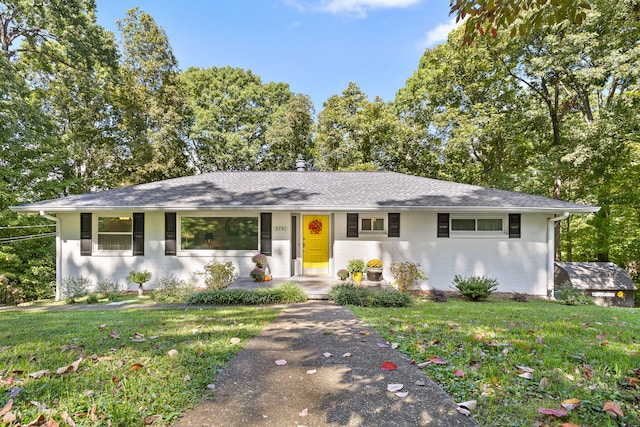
[199,260,238,290]
[86,294,99,304]
[329,283,413,307]
[558,284,594,306]
[389,261,426,292]
[152,275,194,303]
[127,270,151,296]
[61,276,92,303]
[0,274,25,305]
[452,275,498,301]
[185,282,307,305]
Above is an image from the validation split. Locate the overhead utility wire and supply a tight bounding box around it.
[0,232,56,243]
[0,225,56,230]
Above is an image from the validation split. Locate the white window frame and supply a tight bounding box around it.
[360,216,386,233]
[449,214,506,238]
[94,214,133,255]
[177,213,260,256]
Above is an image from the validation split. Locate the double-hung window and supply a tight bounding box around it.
[97,216,133,251]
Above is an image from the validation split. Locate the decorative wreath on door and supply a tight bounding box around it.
[308,219,323,234]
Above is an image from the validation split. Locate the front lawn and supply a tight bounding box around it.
[0,306,279,426]
[351,298,640,426]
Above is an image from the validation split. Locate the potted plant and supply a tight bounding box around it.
[250,267,265,281]
[347,258,365,283]
[365,258,383,282]
[252,253,267,267]
[337,269,349,281]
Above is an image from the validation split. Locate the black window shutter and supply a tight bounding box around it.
[165,213,177,256]
[260,213,272,256]
[132,213,144,256]
[388,213,400,237]
[437,213,450,238]
[80,213,92,256]
[509,214,521,238]
[346,213,359,238]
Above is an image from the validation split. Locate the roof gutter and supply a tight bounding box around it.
[39,211,62,301]
[547,212,569,299]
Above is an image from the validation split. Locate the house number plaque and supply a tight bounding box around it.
[274,226,287,231]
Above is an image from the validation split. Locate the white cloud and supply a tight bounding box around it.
[285,0,422,18]
[419,17,460,49]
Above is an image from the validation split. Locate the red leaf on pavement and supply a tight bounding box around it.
[538,407,568,417]
[603,401,624,418]
[381,361,398,371]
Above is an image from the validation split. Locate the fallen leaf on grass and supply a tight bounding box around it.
[561,398,581,411]
[0,399,13,417]
[166,349,179,357]
[207,383,215,391]
[130,333,145,342]
[129,363,144,372]
[98,324,107,330]
[454,370,465,377]
[145,415,160,425]
[559,423,581,427]
[387,383,403,392]
[28,369,50,379]
[57,358,83,375]
[391,342,398,349]
[583,364,593,379]
[109,331,121,339]
[24,413,45,426]
[275,359,287,366]
[298,408,308,417]
[60,412,76,427]
[625,377,640,387]
[2,412,17,424]
[538,407,568,417]
[539,377,551,390]
[456,400,477,416]
[602,401,624,418]
[381,361,397,371]
[229,337,241,344]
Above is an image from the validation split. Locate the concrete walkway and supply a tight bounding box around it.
[174,301,477,427]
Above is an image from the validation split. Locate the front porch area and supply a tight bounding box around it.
[228,276,393,300]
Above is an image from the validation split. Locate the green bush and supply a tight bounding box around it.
[452,275,498,301]
[185,282,307,305]
[329,283,413,307]
[86,293,99,304]
[558,284,594,306]
[389,261,426,292]
[96,279,120,301]
[61,276,92,303]
[199,259,238,290]
[0,274,25,305]
[152,275,194,303]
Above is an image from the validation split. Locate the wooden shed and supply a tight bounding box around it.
[554,262,636,308]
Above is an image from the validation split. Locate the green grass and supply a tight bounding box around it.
[350,298,640,426]
[0,306,279,426]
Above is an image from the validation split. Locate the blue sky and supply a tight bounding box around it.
[95,0,458,111]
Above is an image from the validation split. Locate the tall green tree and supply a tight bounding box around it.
[262,94,316,170]
[181,66,297,171]
[115,7,192,184]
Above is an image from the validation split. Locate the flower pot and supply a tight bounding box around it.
[351,272,363,283]
[366,268,383,282]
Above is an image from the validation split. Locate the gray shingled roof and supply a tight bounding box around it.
[11,171,598,213]
[555,262,636,290]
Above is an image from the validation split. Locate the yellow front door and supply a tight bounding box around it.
[303,215,329,275]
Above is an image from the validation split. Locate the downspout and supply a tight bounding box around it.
[547,212,569,299]
[40,211,61,301]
